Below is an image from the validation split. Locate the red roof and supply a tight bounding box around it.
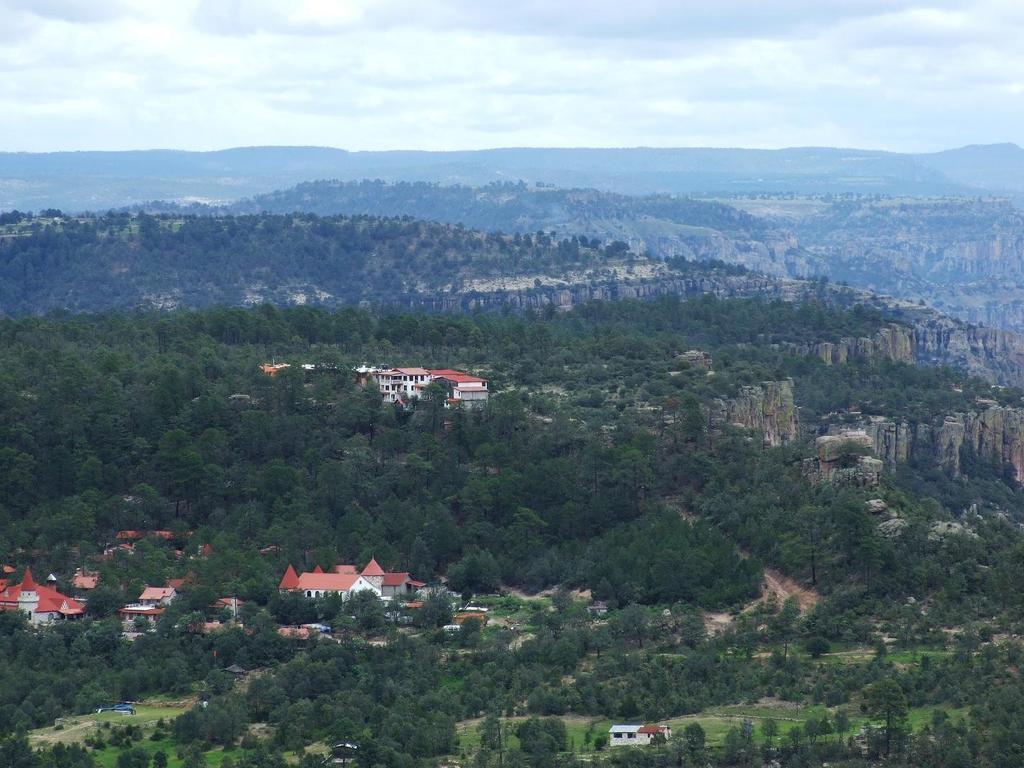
[139,586,175,602]
[428,369,487,383]
[312,564,324,574]
[638,726,669,734]
[333,565,358,574]
[0,569,85,617]
[73,570,99,590]
[166,578,186,590]
[381,572,425,588]
[293,573,360,592]
[210,597,245,609]
[361,558,385,577]
[279,565,300,590]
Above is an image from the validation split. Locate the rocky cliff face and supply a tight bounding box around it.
[786,323,916,366]
[624,225,815,278]
[711,380,799,448]
[399,272,815,314]
[841,404,1024,483]
[909,315,1024,386]
[793,199,1024,335]
[403,271,1024,388]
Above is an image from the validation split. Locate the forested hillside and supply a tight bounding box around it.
[4,298,1024,767]
[0,211,640,313]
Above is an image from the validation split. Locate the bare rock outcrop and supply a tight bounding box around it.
[835,403,1024,483]
[711,379,799,448]
[803,430,883,487]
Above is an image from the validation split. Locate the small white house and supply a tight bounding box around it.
[609,724,672,747]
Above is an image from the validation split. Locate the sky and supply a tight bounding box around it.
[0,0,1022,153]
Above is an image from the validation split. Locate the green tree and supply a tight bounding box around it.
[866,679,908,756]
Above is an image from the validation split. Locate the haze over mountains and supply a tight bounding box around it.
[6,141,1024,347]
[3,142,1024,212]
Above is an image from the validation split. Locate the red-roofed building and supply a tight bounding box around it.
[138,586,177,606]
[209,597,244,620]
[260,363,291,377]
[0,568,85,625]
[279,561,425,601]
[609,724,672,747]
[119,604,164,626]
[360,557,385,590]
[72,569,99,591]
[381,572,426,599]
[362,366,489,407]
[279,565,300,590]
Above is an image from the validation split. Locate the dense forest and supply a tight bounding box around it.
[0,210,656,314]
[223,180,781,240]
[3,298,1024,767]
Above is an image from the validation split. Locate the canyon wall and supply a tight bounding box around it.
[401,272,1024,389]
[836,405,1024,483]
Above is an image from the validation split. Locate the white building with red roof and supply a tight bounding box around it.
[279,559,424,601]
[0,568,85,625]
[363,366,489,407]
[138,586,177,606]
[429,369,490,407]
[609,724,672,747]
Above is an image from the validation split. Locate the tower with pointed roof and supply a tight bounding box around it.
[17,567,38,616]
[360,558,385,591]
[0,567,85,624]
[278,564,300,591]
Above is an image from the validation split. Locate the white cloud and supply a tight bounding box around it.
[0,0,1019,152]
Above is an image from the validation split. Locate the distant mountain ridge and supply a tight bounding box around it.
[1,142,1022,212]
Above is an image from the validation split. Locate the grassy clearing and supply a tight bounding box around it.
[29,702,190,748]
[455,702,970,755]
[807,646,952,666]
[456,715,613,755]
[89,737,237,768]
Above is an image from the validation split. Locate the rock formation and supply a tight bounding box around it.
[834,403,1024,483]
[711,380,799,448]
[803,430,883,487]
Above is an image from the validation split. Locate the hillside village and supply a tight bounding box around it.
[1,542,434,639]
[3,301,1024,768]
